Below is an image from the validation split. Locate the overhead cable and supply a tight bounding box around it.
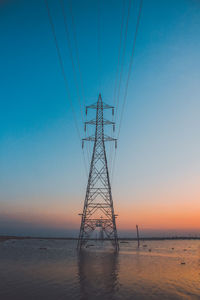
[44,0,88,176]
[112,0,143,181]
[68,0,86,109]
[59,0,84,122]
[115,0,132,122]
[117,0,143,139]
[113,0,126,107]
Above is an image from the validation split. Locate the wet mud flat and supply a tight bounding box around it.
[0,239,200,299]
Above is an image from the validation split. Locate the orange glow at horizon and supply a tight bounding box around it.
[2,196,200,231]
[1,175,200,231]
[117,207,200,230]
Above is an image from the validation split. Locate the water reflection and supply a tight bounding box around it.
[78,249,119,300]
[0,240,199,299]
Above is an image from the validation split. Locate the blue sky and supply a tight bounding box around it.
[0,0,200,236]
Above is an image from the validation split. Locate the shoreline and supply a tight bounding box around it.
[0,235,200,242]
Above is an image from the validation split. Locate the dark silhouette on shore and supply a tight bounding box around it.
[1,235,199,242]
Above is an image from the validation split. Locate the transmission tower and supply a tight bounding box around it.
[77,94,119,250]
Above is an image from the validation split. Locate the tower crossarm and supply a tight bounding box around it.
[86,102,114,112]
[103,135,117,142]
[82,135,116,142]
[85,119,115,126]
[84,119,116,133]
[82,135,95,142]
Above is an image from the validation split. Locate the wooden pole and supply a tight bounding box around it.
[136,224,140,248]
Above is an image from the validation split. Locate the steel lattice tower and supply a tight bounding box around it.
[78,94,119,250]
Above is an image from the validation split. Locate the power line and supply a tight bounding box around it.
[117,0,143,139]
[67,0,91,167]
[113,0,126,107]
[44,0,80,138]
[115,0,132,122]
[112,0,143,182]
[59,0,90,169]
[59,0,84,122]
[110,0,132,176]
[97,0,101,92]
[111,147,117,184]
[110,0,130,177]
[68,0,86,109]
[44,0,88,176]
[109,0,126,172]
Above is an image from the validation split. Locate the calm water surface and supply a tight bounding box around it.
[0,239,199,299]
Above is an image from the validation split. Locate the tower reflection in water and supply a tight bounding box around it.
[78,248,119,300]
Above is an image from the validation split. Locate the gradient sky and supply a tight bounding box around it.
[0,0,200,237]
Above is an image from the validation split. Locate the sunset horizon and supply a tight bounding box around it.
[0,0,200,299]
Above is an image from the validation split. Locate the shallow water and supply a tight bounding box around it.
[0,239,199,299]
